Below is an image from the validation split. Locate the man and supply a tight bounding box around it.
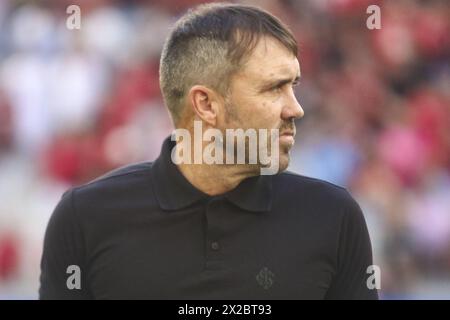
[40,3,378,299]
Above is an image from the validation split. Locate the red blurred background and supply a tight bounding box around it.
[0,0,449,299]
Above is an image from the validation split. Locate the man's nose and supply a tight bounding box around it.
[281,91,304,120]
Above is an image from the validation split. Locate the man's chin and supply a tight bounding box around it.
[259,152,289,175]
[278,153,290,173]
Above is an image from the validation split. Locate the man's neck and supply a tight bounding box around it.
[172,122,260,196]
[177,162,258,196]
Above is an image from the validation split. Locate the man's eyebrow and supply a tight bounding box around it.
[259,74,301,91]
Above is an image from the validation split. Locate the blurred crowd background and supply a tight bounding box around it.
[0,0,449,299]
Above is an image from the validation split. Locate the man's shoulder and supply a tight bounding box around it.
[274,170,357,208]
[86,162,153,184]
[69,162,155,206]
[275,170,347,193]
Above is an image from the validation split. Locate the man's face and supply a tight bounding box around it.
[221,36,304,173]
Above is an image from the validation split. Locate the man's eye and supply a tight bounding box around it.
[271,84,283,92]
[272,86,282,92]
[269,80,299,93]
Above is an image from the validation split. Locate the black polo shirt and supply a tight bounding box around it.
[39,137,378,300]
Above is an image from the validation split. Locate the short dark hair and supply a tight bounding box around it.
[159,2,298,125]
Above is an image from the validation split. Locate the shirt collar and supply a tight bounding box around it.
[151,136,273,213]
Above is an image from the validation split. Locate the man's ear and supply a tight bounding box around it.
[188,85,221,126]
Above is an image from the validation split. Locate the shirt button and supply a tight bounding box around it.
[211,241,220,251]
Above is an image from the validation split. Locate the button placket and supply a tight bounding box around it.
[211,241,220,251]
[205,198,224,267]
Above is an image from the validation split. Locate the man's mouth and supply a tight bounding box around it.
[279,130,295,145]
[280,130,294,137]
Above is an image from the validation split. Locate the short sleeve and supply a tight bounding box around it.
[325,192,379,300]
[39,189,91,299]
